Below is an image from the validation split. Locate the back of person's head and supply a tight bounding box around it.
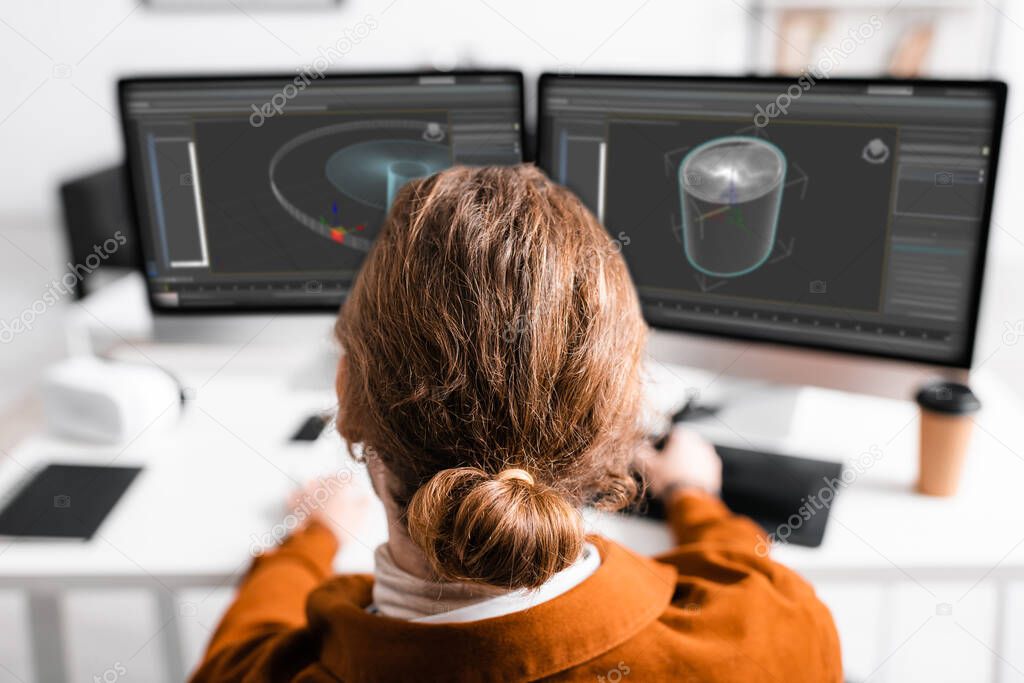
[335,165,647,590]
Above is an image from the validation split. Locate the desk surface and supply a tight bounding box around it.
[2,342,1024,593]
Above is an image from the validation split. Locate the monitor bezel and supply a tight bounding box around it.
[537,73,1008,370]
[118,70,527,317]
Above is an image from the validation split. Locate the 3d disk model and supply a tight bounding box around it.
[268,120,451,250]
[325,139,451,209]
[678,135,787,277]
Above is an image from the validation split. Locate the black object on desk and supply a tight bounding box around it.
[632,445,842,548]
[291,414,329,442]
[0,464,142,540]
[58,164,138,299]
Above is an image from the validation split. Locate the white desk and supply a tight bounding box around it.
[2,341,1024,682]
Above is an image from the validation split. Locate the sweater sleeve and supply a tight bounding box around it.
[189,521,338,682]
[655,490,844,682]
[663,488,771,551]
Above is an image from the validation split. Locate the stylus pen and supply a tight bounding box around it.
[650,394,724,449]
[650,400,696,451]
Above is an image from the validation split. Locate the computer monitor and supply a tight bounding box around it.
[119,72,524,313]
[538,75,1006,399]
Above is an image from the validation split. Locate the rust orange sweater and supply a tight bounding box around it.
[191,491,842,682]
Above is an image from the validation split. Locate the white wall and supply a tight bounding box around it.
[0,0,748,220]
[976,0,1024,369]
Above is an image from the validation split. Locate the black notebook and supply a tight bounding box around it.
[0,464,142,539]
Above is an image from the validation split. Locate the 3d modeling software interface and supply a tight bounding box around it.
[122,74,522,309]
[539,77,1001,364]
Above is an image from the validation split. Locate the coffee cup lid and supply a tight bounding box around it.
[915,382,981,415]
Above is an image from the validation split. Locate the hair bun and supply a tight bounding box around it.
[406,466,584,589]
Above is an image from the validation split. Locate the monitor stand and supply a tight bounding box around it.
[643,358,805,444]
[151,312,340,392]
[711,378,803,442]
[88,271,341,379]
[287,342,341,392]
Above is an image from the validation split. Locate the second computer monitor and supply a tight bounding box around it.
[120,72,524,311]
[538,75,1005,368]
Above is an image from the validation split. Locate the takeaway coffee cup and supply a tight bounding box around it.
[915,382,981,496]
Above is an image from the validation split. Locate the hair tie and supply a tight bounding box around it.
[496,468,535,485]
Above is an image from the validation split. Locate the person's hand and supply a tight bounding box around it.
[288,471,372,543]
[636,426,722,499]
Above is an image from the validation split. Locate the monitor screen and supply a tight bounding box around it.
[538,75,1005,368]
[121,72,524,310]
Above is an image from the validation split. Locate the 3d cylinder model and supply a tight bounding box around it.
[386,160,431,208]
[678,136,786,278]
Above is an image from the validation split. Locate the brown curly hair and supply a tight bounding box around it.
[335,164,647,589]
